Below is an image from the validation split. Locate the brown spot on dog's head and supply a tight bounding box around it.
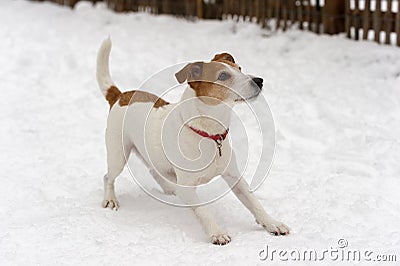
[175,60,237,105]
[211,53,241,71]
[188,81,230,105]
[212,53,235,63]
[175,53,261,105]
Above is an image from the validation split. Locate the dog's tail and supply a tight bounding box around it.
[96,37,121,105]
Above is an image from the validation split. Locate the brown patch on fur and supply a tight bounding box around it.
[105,86,169,109]
[118,90,169,108]
[189,81,229,105]
[175,54,242,105]
[216,59,241,70]
[212,53,235,63]
[211,53,241,70]
[106,86,122,109]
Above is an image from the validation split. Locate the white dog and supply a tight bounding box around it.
[96,38,289,245]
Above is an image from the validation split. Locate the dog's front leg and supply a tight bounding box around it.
[222,154,290,236]
[174,174,231,245]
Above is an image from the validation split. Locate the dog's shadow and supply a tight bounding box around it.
[116,188,209,242]
[112,183,256,243]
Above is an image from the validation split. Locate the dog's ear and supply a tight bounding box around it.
[175,62,203,83]
[211,53,235,63]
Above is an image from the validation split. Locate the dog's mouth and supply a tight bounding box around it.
[234,91,261,103]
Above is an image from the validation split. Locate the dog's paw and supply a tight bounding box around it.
[261,220,290,236]
[210,234,231,245]
[102,198,119,210]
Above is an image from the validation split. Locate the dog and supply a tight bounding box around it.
[96,38,289,245]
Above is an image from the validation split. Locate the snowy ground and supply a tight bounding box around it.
[1,1,400,265]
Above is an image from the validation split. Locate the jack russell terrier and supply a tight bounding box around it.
[96,38,289,245]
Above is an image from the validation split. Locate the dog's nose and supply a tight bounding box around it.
[252,77,263,89]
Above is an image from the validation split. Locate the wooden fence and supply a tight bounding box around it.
[346,0,400,45]
[30,0,400,47]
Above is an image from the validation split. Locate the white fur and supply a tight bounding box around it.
[96,38,289,245]
[96,37,114,96]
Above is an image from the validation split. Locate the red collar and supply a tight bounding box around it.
[188,126,229,142]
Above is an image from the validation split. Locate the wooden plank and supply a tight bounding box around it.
[162,0,169,14]
[354,0,360,40]
[267,0,273,26]
[259,0,266,27]
[314,0,320,33]
[397,3,400,46]
[275,0,281,30]
[224,0,231,19]
[283,0,288,31]
[298,0,303,30]
[362,0,371,39]
[116,0,123,12]
[256,0,261,23]
[234,0,239,21]
[197,0,203,18]
[221,0,226,18]
[248,0,253,21]
[374,0,382,43]
[323,0,345,34]
[69,0,79,8]
[345,0,351,38]
[242,0,247,20]
[217,0,224,20]
[133,0,139,12]
[289,0,295,25]
[152,0,156,13]
[385,0,392,44]
[123,0,129,11]
[306,0,311,31]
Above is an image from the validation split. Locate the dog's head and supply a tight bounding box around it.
[175,53,263,105]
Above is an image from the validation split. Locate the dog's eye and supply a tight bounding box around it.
[218,72,230,81]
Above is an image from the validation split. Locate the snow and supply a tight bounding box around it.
[1,1,400,265]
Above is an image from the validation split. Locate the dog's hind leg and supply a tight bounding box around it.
[103,130,131,210]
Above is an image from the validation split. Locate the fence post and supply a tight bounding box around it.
[323,0,345,34]
[297,0,303,30]
[384,0,392,44]
[354,0,360,40]
[314,0,320,33]
[282,0,288,31]
[289,0,295,25]
[267,0,273,26]
[68,0,79,8]
[260,0,266,28]
[362,0,371,40]
[306,0,311,31]
[397,4,400,46]
[197,0,203,18]
[275,0,281,30]
[345,0,351,38]
[374,0,381,43]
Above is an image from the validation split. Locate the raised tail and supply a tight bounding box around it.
[96,37,121,106]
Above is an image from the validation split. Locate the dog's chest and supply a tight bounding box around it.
[178,137,232,185]
[123,102,232,185]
